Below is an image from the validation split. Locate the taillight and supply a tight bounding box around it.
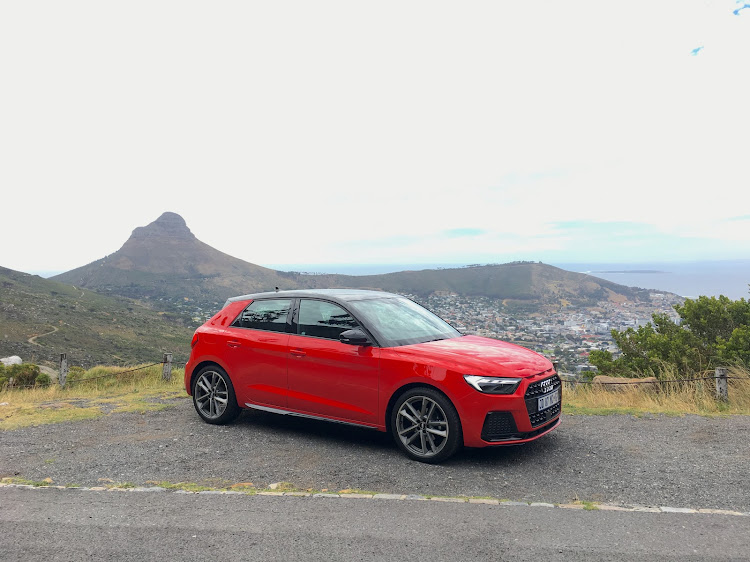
[191,333,199,348]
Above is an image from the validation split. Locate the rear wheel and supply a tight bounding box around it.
[192,365,240,424]
[391,387,462,463]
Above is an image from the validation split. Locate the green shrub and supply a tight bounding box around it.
[7,364,41,387]
[590,295,750,378]
[0,363,53,388]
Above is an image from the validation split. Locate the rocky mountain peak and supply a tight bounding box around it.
[127,212,196,242]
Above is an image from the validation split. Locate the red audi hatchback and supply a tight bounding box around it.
[185,289,561,463]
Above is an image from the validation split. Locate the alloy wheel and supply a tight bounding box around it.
[194,370,229,420]
[395,395,449,459]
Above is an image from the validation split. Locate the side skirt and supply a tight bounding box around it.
[244,402,379,430]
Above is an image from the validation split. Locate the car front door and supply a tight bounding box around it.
[286,299,380,426]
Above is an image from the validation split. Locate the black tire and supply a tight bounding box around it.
[192,365,241,425]
[390,387,462,463]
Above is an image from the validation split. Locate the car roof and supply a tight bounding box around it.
[224,288,403,308]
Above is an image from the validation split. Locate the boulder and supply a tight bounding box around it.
[0,355,22,367]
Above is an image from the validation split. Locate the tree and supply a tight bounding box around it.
[589,295,750,378]
[677,295,750,344]
[717,325,750,366]
[588,349,618,374]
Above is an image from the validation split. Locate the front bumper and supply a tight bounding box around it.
[459,373,562,448]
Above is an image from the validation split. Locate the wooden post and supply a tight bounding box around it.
[715,367,728,402]
[59,354,68,388]
[553,361,560,374]
[162,353,173,382]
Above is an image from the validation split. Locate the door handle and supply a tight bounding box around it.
[290,349,306,357]
[227,341,241,348]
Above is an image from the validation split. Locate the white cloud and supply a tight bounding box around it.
[1,1,748,272]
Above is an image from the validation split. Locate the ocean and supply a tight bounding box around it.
[266,260,750,301]
[553,260,750,301]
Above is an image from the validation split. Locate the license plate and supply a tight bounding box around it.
[538,389,560,412]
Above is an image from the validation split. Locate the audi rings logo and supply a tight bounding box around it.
[540,378,553,391]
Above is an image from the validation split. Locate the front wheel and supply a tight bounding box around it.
[192,365,241,424]
[390,387,462,463]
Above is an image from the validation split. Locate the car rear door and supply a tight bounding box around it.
[286,298,380,425]
[221,298,292,408]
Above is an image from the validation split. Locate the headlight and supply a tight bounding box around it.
[463,375,521,394]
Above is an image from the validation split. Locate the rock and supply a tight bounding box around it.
[1,356,22,367]
[38,365,58,381]
[128,212,196,243]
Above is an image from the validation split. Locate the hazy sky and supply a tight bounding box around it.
[2,1,748,274]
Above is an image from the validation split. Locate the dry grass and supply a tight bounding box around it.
[3,363,750,430]
[0,364,187,430]
[563,366,750,416]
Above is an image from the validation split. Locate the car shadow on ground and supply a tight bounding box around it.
[233,408,394,449]
[231,407,558,467]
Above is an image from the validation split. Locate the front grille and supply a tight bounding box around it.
[529,401,560,426]
[525,374,562,428]
[525,374,561,398]
[481,412,518,441]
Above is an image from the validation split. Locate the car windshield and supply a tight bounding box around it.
[348,296,461,347]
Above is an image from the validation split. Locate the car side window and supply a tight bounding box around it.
[231,299,292,333]
[297,300,359,340]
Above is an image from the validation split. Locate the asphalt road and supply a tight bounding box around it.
[2,486,749,562]
[2,399,749,511]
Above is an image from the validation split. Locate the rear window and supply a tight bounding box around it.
[231,299,292,333]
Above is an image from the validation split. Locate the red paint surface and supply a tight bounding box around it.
[186,299,560,449]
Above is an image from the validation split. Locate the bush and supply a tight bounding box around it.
[591,295,750,378]
[0,363,54,389]
[7,364,41,387]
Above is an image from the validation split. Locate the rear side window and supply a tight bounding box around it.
[297,299,359,340]
[231,299,292,333]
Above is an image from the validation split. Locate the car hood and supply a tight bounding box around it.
[391,335,553,378]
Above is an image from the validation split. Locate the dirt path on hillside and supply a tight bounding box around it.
[28,325,58,345]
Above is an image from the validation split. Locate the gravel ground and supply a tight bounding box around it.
[2,397,749,511]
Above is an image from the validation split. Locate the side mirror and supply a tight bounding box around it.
[339,328,372,346]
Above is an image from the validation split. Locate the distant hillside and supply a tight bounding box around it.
[0,266,193,368]
[338,262,653,305]
[52,212,659,315]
